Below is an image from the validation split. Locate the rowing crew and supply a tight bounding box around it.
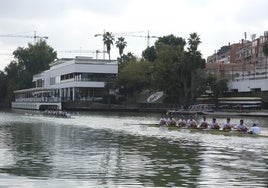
[159,115,260,134]
[44,109,71,118]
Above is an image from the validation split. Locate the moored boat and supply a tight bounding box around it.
[166,104,215,116]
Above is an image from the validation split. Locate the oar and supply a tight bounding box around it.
[123,123,143,126]
[123,123,159,126]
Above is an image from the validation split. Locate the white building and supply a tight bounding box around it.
[228,75,268,92]
[12,56,118,110]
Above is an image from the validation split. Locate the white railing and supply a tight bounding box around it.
[15,97,61,103]
[234,72,268,81]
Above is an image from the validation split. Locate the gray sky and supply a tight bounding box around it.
[0,0,268,71]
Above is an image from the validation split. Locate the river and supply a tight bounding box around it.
[0,109,267,187]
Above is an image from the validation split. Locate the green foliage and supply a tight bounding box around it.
[187,32,201,55]
[3,61,21,103]
[191,69,210,99]
[103,32,114,60]
[153,42,183,94]
[156,34,186,47]
[147,33,206,104]
[207,74,228,98]
[0,71,7,103]
[0,40,57,104]
[118,59,152,99]
[9,40,57,90]
[117,52,137,71]
[142,46,157,62]
[206,74,217,89]
[183,33,206,102]
[4,61,20,81]
[115,37,127,57]
[214,79,228,98]
[13,40,57,76]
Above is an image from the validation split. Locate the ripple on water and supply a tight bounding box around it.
[0,111,267,187]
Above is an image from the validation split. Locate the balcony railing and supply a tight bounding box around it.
[15,97,61,103]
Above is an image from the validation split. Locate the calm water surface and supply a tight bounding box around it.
[0,109,267,187]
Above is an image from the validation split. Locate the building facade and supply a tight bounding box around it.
[206,31,268,93]
[12,56,118,110]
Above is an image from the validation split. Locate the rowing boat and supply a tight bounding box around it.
[139,123,268,138]
[43,110,71,118]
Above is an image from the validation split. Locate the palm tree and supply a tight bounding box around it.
[263,40,268,78]
[187,32,201,56]
[187,32,203,102]
[103,32,114,60]
[115,37,127,57]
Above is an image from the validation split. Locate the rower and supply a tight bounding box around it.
[187,116,197,128]
[248,123,261,134]
[199,116,209,129]
[236,119,248,132]
[222,117,233,131]
[177,115,187,127]
[210,118,220,130]
[167,115,176,126]
[159,115,167,125]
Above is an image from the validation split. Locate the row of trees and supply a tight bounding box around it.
[1,32,245,106]
[102,32,268,105]
[102,31,127,60]
[109,33,228,104]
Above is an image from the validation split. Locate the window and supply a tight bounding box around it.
[251,88,261,92]
[36,79,44,87]
[61,73,74,81]
[50,77,56,85]
[231,89,238,93]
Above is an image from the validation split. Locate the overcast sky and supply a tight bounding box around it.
[0,0,268,71]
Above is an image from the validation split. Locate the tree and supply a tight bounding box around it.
[156,34,186,47]
[150,33,206,104]
[1,40,57,103]
[142,46,157,62]
[13,40,57,76]
[117,52,137,71]
[152,37,186,103]
[187,32,201,56]
[3,61,21,103]
[185,32,205,102]
[263,40,268,78]
[0,71,7,103]
[213,79,228,98]
[11,40,57,89]
[103,32,114,60]
[118,59,152,101]
[115,37,127,57]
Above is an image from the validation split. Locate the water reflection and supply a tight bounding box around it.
[0,121,55,177]
[0,110,267,187]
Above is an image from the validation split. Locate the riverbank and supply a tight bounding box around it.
[202,110,268,117]
[7,101,268,117]
[63,102,268,117]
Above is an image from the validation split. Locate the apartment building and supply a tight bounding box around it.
[206,31,268,93]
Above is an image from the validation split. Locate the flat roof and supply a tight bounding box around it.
[49,56,117,67]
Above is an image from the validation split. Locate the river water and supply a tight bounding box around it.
[0,109,267,187]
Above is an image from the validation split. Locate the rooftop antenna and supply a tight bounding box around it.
[251,34,256,41]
